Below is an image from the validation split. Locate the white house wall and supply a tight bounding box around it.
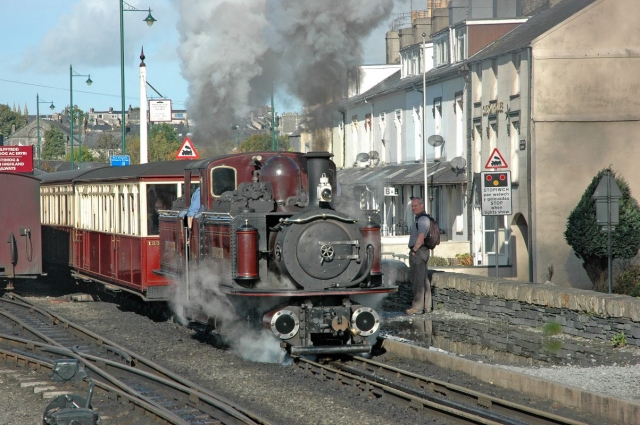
[470,48,531,279]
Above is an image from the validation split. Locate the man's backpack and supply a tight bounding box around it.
[416,212,441,250]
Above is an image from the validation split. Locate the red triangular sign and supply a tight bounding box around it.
[484,148,508,169]
[177,136,199,159]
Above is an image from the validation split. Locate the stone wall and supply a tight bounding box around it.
[431,272,640,347]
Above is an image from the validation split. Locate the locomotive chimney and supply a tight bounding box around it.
[304,152,333,208]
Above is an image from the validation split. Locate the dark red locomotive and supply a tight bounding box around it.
[158,152,396,355]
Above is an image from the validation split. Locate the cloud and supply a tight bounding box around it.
[18,0,174,73]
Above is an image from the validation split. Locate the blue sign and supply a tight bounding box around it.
[110,155,130,167]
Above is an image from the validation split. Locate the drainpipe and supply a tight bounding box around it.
[465,68,473,255]
[339,109,346,168]
[527,47,534,283]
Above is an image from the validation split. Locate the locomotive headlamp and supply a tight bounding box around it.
[350,307,380,337]
[317,173,332,202]
[270,310,300,340]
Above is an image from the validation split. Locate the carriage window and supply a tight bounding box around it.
[210,167,236,197]
[146,183,179,235]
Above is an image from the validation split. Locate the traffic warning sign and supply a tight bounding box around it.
[484,148,508,169]
[176,136,199,159]
[481,171,512,216]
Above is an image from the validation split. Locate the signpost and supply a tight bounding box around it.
[592,169,623,294]
[384,187,399,196]
[110,155,131,167]
[176,136,199,159]
[481,171,512,216]
[0,146,34,173]
[149,99,172,122]
[482,148,511,277]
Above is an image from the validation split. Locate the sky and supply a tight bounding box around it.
[1,0,410,139]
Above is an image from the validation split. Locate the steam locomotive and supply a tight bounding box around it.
[37,151,395,355]
[157,152,397,355]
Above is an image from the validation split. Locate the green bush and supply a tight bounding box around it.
[455,253,473,266]
[542,321,562,336]
[613,265,640,296]
[428,256,450,267]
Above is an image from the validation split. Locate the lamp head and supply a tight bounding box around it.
[85,76,93,86]
[49,103,55,110]
[144,9,156,27]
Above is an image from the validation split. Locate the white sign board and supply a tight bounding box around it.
[149,99,172,122]
[384,187,399,196]
[481,171,512,216]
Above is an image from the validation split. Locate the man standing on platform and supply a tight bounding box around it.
[406,197,432,315]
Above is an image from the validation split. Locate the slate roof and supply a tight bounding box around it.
[468,0,598,62]
[338,161,467,187]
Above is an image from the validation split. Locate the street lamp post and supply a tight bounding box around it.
[422,32,429,213]
[69,65,92,170]
[36,94,55,169]
[120,1,156,156]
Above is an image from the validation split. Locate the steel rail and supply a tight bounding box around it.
[295,356,587,425]
[1,294,275,425]
[0,329,263,425]
[0,344,189,425]
[348,355,587,425]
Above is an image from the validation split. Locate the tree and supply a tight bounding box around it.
[0,104,27,137]
[41,126,67,159]
[125,123,182,164]
[66,145,95,163]
[239,133,290,152]
[95,133,120,162]
[564,168,640,291]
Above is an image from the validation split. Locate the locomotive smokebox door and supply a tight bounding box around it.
[276,210,366,290]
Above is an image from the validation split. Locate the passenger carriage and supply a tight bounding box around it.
[40,161,195,300]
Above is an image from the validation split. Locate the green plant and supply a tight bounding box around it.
[545,265,554,281]
[542,339,562,353]
[542,321,562,336]
[428,256,450,267]
[611,332,627,348]
[564,168,640,292]
[613,265,640,296]
[455,253,473,266]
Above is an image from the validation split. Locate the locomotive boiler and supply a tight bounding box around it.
[158,151,396,355]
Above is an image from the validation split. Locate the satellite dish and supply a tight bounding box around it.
[428,135,444,147]
[450,156,467,173]
[369,151,380,160]
[356,152,370,162]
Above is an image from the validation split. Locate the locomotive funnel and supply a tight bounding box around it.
[304,152,333,208]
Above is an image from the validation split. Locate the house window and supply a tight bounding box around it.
[455,93,464,157]
[484,215,509,265]
[512,52,521,95]
[454,28,466,62]
[474,63,482,101]
[489,119,498,150]
[435,38,449,67]
[473,123,482,172]
[491,58,498,99]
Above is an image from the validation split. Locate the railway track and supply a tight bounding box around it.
[294,355,588,425]
[0,293,274,425]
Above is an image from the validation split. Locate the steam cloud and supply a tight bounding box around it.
[173,0,394,151]
[170,261,293,364]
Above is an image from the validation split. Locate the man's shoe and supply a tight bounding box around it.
[405,308,424,315]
